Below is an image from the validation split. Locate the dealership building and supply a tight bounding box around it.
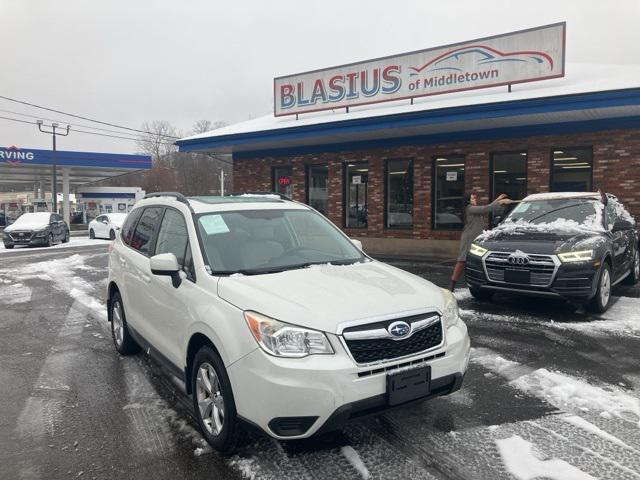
[177,23,640,256]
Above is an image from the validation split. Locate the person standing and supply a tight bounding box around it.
[449,193,513,291]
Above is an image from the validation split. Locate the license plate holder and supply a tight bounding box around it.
[386,365,431,406]
[504,268,530,284]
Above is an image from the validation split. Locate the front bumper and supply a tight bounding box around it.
[3,233,49,247]
[227,321,470,440]
[465,253,599,301]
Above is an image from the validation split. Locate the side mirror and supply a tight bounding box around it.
[612,219,633,232]
[150,253,182,288]
[350,238,363,251]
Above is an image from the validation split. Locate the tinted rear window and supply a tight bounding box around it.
[121,208,143,245]
[130,207,163,255]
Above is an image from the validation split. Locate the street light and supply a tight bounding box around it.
[37,121,70,212]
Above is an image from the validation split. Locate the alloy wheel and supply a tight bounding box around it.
[635,251,639,279]
[196,362,225,436]
[111,300,124,347]
[600,268,611,306]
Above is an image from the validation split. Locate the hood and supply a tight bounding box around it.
[475,226,606,255]
[4,221,49,232]
[217,261,446,334]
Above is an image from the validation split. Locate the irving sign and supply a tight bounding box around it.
[274,22,565,117]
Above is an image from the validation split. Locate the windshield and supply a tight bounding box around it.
[196,209,365,275]
[505,199,604,231]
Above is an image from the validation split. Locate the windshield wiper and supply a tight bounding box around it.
[217,258,363,276]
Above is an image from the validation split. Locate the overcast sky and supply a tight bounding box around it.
[1,0,638,154]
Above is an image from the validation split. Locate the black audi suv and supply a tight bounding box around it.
[465,192,639,312]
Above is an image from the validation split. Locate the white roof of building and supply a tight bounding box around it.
[180,63,640,144]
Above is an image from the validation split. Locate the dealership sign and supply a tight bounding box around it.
[274,22,565,117]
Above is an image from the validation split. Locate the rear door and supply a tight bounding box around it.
[606,201,630,281]
[121,206,164,340]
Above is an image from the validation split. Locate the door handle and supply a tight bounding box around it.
[141,274,151,284]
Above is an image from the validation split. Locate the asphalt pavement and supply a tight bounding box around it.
[1,241,640,480]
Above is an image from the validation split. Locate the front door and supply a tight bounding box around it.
[145,208,195,368]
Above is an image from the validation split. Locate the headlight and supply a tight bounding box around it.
[440,289,460,328]
[34,229,49,237]
[469,243,488,257]
[244,311,334,358]
[557,250,594,263]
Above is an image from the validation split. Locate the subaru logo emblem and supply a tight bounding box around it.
[388,321,411,338]
[508,252,530,265]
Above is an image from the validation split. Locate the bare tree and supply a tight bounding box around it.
[191,119,229,135]
[136,120,179,162]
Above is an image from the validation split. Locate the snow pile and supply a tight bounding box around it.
[553,297,640,337]
[0,282,32,304]
[341,445,371,480]
[496,435,596,480]
[511,368,640,427]
[473,348,640,427]
[561,416,635,450]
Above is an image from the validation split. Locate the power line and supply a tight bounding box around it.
[0,114,175,145]
[0,94,180,139]
[0,107,143,139]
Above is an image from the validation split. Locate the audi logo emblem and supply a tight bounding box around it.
[508,254,530,265]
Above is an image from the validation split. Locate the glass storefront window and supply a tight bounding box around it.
[386,159,413,229]
[551,148,593,192]
[491,152,528,226]
[344,162,368,228]
[272,166,293,198]
[433,156,465,230]
[306,164,329,215]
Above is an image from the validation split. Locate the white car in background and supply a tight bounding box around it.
[89,213,128,240]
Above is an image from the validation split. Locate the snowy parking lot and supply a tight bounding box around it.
[1,243,640,479]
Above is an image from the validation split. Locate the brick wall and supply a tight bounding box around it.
[233,128,640,241]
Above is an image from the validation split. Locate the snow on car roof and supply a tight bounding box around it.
[522,192,601,202]
[137,195,309,214]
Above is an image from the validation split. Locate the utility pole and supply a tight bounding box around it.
[37,121,70,213]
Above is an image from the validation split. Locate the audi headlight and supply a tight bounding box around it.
[469,243,488,257]
[244,311,334,358]
[34,229,48,237]
[557,250,594,263]
[440,289,460,328]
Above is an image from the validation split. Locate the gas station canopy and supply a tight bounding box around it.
[0,146,152,187]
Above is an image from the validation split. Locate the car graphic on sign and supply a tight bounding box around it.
[410,45,554,76]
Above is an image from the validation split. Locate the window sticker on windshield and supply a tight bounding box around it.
[513,203,530,213]
[199,215,230,235]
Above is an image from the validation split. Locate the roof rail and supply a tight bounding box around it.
[144,192,195,212]
[228,191,291,200]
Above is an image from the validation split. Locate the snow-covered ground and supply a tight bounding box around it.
[1,250,640,479]
[0,236,110,254]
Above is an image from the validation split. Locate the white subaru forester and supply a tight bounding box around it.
[107,192,470,453]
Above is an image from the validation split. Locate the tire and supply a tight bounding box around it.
[109,291,140,355]
[191,346,243,455]
[469,287,494,301]
[46,233,53,247]
[588,263,612,313]
[89,229,95,239]
[4,244,13,249]
[624,247,639,285]
[63,230,70,243]
[109,229,116,240]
